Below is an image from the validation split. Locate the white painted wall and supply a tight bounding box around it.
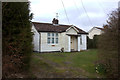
[65,27,78,52]
[88,28,102,39]
[60,32,68,52]
[40,32,61,52]
[80,35,87,50]
[31,24,39,52]
[66,27,78,35]
[78,36,80,51]
[67,36,71,52]
[32,25,87,52]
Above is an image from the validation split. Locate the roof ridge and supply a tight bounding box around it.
[32,22,72,26]
[32,22,52,25]
[32,21,87,34]
[94,27,103,29]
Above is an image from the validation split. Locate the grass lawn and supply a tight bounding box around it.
[30,49,104,78]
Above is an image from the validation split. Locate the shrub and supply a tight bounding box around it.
[87,35,100,49]
[87,36,93,49]
[98,9,119,78]
[95,64,106,75]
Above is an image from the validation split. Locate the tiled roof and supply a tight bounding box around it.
[32,22,87,34]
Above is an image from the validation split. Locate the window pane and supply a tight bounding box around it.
[56,38,58,43]
[52,33,54,37]
[48,33,50,36]
[47,38,50,44]
[56,33,58,37]
[52,38,54,43]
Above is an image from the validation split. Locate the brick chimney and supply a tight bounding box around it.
[52,18,59,24]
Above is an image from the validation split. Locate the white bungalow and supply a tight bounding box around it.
[88,27,104,39]
[31,18,88,52]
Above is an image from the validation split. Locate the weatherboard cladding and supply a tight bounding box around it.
[32,22,87,34]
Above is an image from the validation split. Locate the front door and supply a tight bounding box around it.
[71,36,74,51]
[71,36,78,51]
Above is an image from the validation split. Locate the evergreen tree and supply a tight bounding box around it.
[2,2,33,78]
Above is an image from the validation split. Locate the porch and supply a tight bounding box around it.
[67,34,81,52]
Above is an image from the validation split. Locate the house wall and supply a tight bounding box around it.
[60,32,69,52]
[88,28,102,39]
[32,25,87,52]
[40,27,79,52]
[40,32,61,52]
[58,27,87,52]
[31,25,39,52]
[40,32,72,52]
[65,27,78,52]
[80,35,87,50]
[66,27,78,35]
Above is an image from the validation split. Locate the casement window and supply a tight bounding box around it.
[47,33,58,44]
[47,38,50,44]
[56,38,58,43]
[52,38,54,43]
[55,33,58,43]
[47,33,51,44]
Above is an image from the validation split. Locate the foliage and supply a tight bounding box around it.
[95,64,106,75]
[98,9,119,78]
[2,2,33,78]
[87,35,100,49]
[93,35,100,48]
[87,36,93,49]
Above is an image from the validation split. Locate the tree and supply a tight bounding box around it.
[2,2,33,78]
[93,35,100,48]
[87,36,93,49]
[87,35,100,49]
[98,9,119,78]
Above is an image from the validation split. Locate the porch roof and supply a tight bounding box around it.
[66,34,81,36]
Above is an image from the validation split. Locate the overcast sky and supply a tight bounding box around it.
[29,0,119,31]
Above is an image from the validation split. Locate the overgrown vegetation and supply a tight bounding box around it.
[98,9,119,78]
[87,35,100,49]
[2,2,33,78]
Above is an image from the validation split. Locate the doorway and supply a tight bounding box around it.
[70,36,78,51]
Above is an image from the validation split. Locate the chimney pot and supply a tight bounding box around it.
[52,18,59,24]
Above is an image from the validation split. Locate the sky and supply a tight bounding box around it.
[29,0,119,32]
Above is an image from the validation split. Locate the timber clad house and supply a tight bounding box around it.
[31,18,88,52]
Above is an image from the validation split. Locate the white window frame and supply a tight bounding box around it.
[47,33,58,44]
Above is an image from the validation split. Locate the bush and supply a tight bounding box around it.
[98,9,119,78]
[87,36,93,49]
[95,64,106,75]
[87,35,100,49]
[93,35,100,48]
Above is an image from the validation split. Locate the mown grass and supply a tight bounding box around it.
[30,49,104,78]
